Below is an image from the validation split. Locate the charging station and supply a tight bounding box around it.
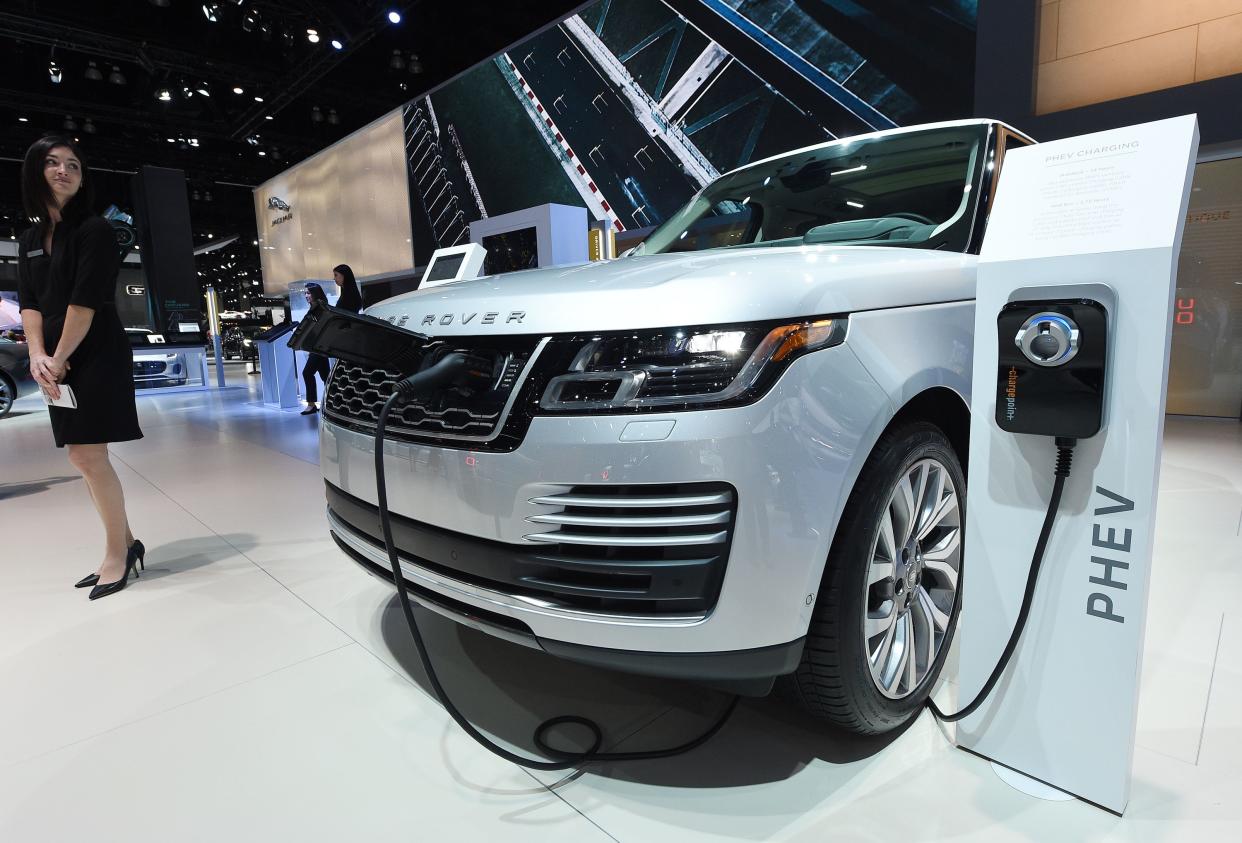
[958,115,1200,813]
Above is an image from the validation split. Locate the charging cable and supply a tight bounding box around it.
[927,437,1076,722]
[372,362,739,771]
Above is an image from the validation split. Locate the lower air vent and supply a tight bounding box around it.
[521,483,737,611]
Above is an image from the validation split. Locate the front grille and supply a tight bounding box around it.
[323,337,544,446]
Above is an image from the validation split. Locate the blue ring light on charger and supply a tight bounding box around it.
[1015,312,1081,367]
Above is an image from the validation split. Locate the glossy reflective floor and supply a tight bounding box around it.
[1,366,1239,841]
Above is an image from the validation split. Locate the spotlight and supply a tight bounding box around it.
[311,105,323,123]
[233,86,244,94]
[331,39,343,50]
[49,60,63,84]
[387,10,401,24]
[85,60,104,81]
[327,108,339,125]
[196,84,211,97]
[18,116,28,122]
[156,88,172,101]
[202,4,220,22]
[389,49,404,70]
[254,95,264,102]
[242,12,257,32]
[306,28,319,44]
[264,115,273,120]
[83,119,97,134]
[150,0,170,6]
[258,150,267,156]
[204,191,213,202]
[192,190,201,201]
[108,65,127,85]
[408,54,423,74]
[63,115,78,131]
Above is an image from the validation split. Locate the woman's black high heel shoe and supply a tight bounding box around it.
[80,540,144,595]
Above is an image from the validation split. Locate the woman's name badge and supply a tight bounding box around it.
[26,249,44,257]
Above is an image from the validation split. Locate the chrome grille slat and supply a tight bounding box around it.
[528,492,732,508]
[526,511,730,528]
[523,530,729,546]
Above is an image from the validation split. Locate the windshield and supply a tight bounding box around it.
[638,125,987,255]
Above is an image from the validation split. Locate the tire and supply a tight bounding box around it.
[0,373,14,419]
[779,421,965,734]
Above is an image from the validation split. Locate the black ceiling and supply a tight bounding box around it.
[0,0,584,245]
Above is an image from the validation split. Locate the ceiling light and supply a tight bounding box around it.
[18,116,28,122]
[150,0,170,6]
[331,39,343,50]
[264,115,273,120]
[109,65,127,85]
[311,105,323,123]
[156,88,172,101]
[242,12,257,32]
[306,28,319,44]
[389,49,404,70]
[387,11,401,24]
[257,150,266,156]
[202,4,220,22]
[232,86,244,94]
[196,84,211,97]
[327,108,339,125]
[49,60,62,84]
[204,191,212,201]
[83,119,97,134]
[408,54,423,74]
[254,95,264,103]
[85,61,104,81]
[63,115,78,131]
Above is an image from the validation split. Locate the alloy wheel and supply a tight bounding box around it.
[862,458,961,699]
[0,378,12,417]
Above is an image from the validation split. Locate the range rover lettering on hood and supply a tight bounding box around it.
[419,311,526,327]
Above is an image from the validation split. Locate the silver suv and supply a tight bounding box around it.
[321,119,1032,734]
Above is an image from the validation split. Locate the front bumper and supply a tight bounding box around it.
[321,343,892,670]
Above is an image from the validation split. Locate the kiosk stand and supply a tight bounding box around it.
[959,116,1199,813]
[255,321,298,409]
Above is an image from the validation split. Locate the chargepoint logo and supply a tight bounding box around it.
[1005,366,1018,420]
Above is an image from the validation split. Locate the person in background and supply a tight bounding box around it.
[333,263,361,314]
[17,135,145,601]
[299,282,331,415]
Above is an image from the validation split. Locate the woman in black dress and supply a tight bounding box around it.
[17,136,144,601]
[299,265,360,415]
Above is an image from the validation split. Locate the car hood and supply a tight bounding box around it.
[369,246,977,336]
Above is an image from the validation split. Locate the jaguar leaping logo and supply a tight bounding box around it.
[267,197,291,212]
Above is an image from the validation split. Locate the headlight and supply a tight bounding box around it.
[537,316,847,413]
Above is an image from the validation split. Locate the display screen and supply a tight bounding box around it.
[482,228,538,275]
[425,253,466,282]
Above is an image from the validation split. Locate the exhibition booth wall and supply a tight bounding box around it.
[253,109,414,295]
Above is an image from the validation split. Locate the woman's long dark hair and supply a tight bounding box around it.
[304,282,329,305]
[21,136,95,234]
[333,263,361,313]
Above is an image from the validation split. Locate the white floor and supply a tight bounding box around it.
[1,367,1239,842]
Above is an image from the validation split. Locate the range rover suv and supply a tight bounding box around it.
[322,119,1032,734]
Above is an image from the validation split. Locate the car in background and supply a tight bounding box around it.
[0,336,38,418]
[221,325,262,361]
[126,328,188,388]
